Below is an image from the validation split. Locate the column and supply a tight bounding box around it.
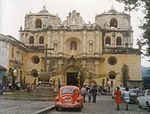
[48,31,51,48]
[60,31,64,53]
[82,31,86,55]
[95,31,100,54]
[94,60,100,75]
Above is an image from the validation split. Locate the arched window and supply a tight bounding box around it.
[110,18,118,28]
[89,43,93,52]
[39,36,44,44]
[35,19,42,28]
[116,37,122,46]
[105,37,111,46]
[29,36,34,44]
[70,41,77,50]
[108,71,116,79]
[54,43,57,52]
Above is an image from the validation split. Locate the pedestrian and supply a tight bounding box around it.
[87,86,92,103]
[8,83,12,90]
[26,83,31,93]
[114,87,122,110]
[17,82,21,90]
[91,85,97,103]
[81,85,87,103]
[123,87,130,111]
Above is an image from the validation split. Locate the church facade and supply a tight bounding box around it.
[18,6,142,89]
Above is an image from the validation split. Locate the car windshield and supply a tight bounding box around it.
[61,87,77,94]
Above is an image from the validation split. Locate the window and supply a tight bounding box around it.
[70,41,77,50]
[31,56,40,64]
[89,43,93,52]
[116,37,122,46]
[54,43,57,52]
[12,47,14,57]
[125,43,129,47]
[110,18,118,28]
[22,52,23,61]
[35,19,42,28]
[108,71,116,79]
[31,69,38,77]
[108,56,117,65]
[105,37,111,46]
[39,36,44,44]
[29,36,34,44]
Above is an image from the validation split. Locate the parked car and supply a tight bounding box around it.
[55,86,84,111]
[129,88,139,103]
[137,89,150,112]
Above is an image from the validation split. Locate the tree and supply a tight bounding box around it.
[121,64,130,87]
[116,0,150,57]
[2,75,8,85]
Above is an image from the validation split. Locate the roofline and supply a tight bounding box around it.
[6,35,29,50]
[96,13,130,18]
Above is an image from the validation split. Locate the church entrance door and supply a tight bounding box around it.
[67,72,78,86]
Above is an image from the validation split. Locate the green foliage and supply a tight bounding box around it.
[116,0,150,56]
[79,73,87,87]
[121,64,130,87]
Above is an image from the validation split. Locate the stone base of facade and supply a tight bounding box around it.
[33,81,54,97]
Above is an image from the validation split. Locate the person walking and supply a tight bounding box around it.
[114,87,122,110]
[81,85,87,103]
[123,87,130,111]
[87,86,92,103]
[91,85,97,103]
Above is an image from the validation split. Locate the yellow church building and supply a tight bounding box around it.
[4,6,142,89]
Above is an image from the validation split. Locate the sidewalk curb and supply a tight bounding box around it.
[0,95,54,101]
[33,105,55,114]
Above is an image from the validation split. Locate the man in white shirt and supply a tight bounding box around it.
[123,87,130,111]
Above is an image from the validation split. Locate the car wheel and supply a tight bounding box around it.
[146,102,150,112]
[137,101,141,109]
[55,107,59,111]
[78,108,82,111]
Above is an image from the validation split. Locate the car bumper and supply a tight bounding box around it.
[55,102,82,108]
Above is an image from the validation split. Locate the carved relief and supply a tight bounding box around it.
[63,10,85,29]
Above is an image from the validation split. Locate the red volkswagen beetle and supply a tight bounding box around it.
[55,86,84,111]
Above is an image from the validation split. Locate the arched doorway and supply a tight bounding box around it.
[67,72,78,86]
[65,65,80,86]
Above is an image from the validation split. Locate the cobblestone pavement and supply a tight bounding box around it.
[0,99,53,114]
[49,95,149,114]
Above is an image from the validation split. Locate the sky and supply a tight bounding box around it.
[0,0,150,67]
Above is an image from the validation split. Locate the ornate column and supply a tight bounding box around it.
[48,31,52,48]
[95,31,100,53]
[82,31,86,56]
[59,31,64,55]
[99,32,103,54]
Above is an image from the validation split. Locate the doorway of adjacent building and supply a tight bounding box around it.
[67,72,78,86]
